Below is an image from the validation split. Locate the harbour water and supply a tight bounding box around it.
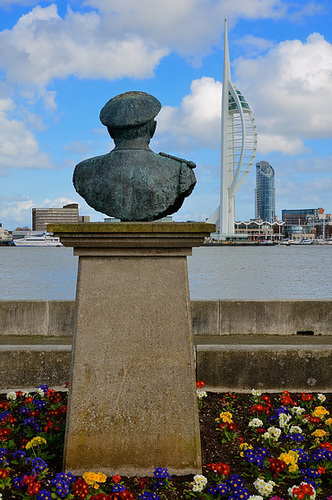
[0,245,331,301]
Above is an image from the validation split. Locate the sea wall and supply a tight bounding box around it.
[1,300,331,391]
[0,299,331,338]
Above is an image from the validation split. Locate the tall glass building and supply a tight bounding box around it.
[255,161,276,222]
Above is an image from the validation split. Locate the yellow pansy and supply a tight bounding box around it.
[216,411,233,423]
[279,450,299,472]
[25,436,47,450]
[311,429,327,439]
[312,406,330,418]
[83,471,107,488]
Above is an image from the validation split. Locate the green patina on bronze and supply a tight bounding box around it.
[73,91,198,222]
[48,222,216,234]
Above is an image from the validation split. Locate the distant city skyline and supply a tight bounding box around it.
[0,1,331,230]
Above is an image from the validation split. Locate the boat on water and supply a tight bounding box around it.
[13,233,63,247]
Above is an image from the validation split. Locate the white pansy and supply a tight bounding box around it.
[6,391,16,401]
[289,425,303,434]
[317,393,326,403]
[279,413,292,428]
[291,406,305,416]
[35,388,45,397]
[266,426,281,440]
[254,478,275,496]
[191,474,207,492]
[196,390,207,399]
[249,418,264,428]
[251,389,262,397]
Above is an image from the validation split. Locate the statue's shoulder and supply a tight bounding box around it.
[75,153,110,170]
[158,152,196,169]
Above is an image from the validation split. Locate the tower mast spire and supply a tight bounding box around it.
[207,18,257,238]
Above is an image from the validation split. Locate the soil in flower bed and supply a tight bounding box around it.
[1,388,332,499]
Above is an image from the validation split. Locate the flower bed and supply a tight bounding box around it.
[0,384,332,499]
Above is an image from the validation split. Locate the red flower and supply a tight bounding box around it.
[196,381,205,389]
[138,478,149,490]
[318,466,326,474]
[44,420,55,432]
[25,397,33,404]
[0,402,10,410]
[206,462,230,475]
[120,491,134,500]
[112,474,122,484]
[73,478,89,499]
[269,458,287,477]
[27,480,41,496]
[250,403,270,415]
[309,416,321,424]
[280,391,293,405]
[0,469,10,479]
[91,495,108,500]
[0,427,12,440]
[301,483,314,495]
[320,441,332,450]
[29,410,40,418]
[301,393,313,402]
[21,475,37,487]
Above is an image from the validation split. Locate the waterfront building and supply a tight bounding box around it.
[207,19,257,238]
[235,219,284,241]
[281,207,332,239]
[255,161,275,222]
[32,203,79,231]
[282,208,319,226]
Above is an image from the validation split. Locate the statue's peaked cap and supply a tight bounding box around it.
[99,91,161,128]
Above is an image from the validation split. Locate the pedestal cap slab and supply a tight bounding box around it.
[48,222,215,256]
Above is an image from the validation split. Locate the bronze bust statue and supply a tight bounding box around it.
[73,91,196,221]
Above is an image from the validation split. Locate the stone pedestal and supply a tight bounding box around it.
[48,222,215,477]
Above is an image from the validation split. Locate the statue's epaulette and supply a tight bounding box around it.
[159,152,196,169]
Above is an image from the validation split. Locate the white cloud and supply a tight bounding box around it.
[234,32,332,150]
[0,4,169,87]
[258,133,309,155]
[0,0,322,90]
[235,35,275,57]
[0,97,53,169]
[0,195,79,229]
[156,77,221,151]
[0,196,35,225]
[155,32,332,157]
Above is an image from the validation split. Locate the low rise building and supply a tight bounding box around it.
[32,204,79,231]
[235,219,284,241]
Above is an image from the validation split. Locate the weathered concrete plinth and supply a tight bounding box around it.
[48,222,214,477]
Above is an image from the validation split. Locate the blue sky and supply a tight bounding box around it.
[0,0,331,230]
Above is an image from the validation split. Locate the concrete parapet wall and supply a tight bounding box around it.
[0,301,75,337]
[0,300,331,391]
[1,299,332,338]
[196,344,332,392]
[0,345,71,388]
[191,299,332,336]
